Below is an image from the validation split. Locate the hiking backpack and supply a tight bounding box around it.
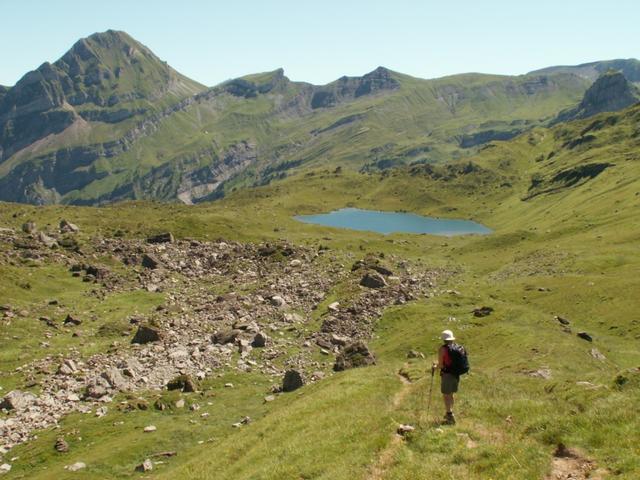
[447,343,470,376]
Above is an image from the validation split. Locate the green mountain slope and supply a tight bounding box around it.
[0,31,617,205]
[1,32,639,207]
[0,30,205,203]
[529,58,640,82]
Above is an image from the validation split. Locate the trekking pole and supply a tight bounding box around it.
[425,366,435,425]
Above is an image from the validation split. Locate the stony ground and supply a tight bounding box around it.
[0,223,446,457]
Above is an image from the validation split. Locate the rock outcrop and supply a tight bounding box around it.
[554,71,639,123]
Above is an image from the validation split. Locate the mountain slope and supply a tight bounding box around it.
[2,31,638,206]
[529,58,640,82]
[0,30,205,202]
[554,70,640,123]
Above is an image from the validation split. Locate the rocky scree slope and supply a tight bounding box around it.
[0,223,444,454]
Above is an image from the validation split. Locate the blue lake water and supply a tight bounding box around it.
[294,208,492,236]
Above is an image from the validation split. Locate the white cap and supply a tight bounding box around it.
[441,329,455,341]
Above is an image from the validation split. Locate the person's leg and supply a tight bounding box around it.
[444,393,454,413]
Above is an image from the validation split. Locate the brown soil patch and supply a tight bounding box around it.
[545,444,607,480]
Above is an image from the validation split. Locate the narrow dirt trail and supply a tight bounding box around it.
[366,373,415,480]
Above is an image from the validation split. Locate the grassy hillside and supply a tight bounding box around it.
[0,103,638,478]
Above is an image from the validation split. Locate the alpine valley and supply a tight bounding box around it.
[0,30,639,480]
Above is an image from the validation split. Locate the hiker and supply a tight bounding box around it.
[431,329,468,425]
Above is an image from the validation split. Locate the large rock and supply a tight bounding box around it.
[251,332,268,348]
[64,314,82,326]
[0,390,37,410]
[577,331,593,342]
[282,370,304,392]
[270,295,286,307]
[135,459,153,472]
[85,382,108,399]
[359,272,387,289]
[472,306,494,318]
[166,374,198,393]
[334,341,376,371]
[21,221,36,234]
[147,232,174,244]
[55,437,69,453]
[59,219,79,233]
[38,231,58,248]
[211,329,241,345]
[141,254,161,269]
[67,462,86,472]
[131,325,163,344]
[101,367,129,390]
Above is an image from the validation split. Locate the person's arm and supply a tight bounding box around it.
[432,346,445,373]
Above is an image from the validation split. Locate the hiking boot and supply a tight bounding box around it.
[443,412,456,425]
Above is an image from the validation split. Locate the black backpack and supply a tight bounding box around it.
[447,343,470,376]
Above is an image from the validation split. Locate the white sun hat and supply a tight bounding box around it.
[441,329,455,341]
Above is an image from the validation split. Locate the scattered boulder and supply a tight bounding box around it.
[555,315,571,325]
[282,370,304,392]
[289,259,302,268]
[211,329,241,345]
[577,332,593,342]
[21,221,36,234]
[64,314,82,326]
[526,368,552,379]
[38,232,58,248]
[57,359,78,376]
[67,462,86,472]
[0,390,37,410]
[0,464,11,474]
[270,295,286,307]
[55,437,69,453]
[371,264,393,276]
[590,348,606,361]
[84,383,108,400]
[141,254,161,269]
[360,272,387,289]
[251,332,268,348]
[135,459,154,472]
[327,302,340,312]
[166,374,198,393]
[407,350,425,359]
[472,306,494,317]
[59,220,79,233]
[397,424,415,436]
[334,341,376,371]
[101,367,129,390]
[143,425,157,433]
[330,334,349,346]
[132,325,163,344]
[351,258,393,276]
[147,232,174,244]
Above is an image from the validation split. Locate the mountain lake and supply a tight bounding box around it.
[294,208,492,236]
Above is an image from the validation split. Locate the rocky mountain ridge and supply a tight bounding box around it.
[1,30,639,205]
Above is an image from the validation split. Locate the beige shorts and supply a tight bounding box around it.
[441,373,459,394]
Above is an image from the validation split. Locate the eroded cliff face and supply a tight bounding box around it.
[309,67,400,109]
[555,71,640,123]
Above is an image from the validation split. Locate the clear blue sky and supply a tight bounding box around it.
[1,0,638,87]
